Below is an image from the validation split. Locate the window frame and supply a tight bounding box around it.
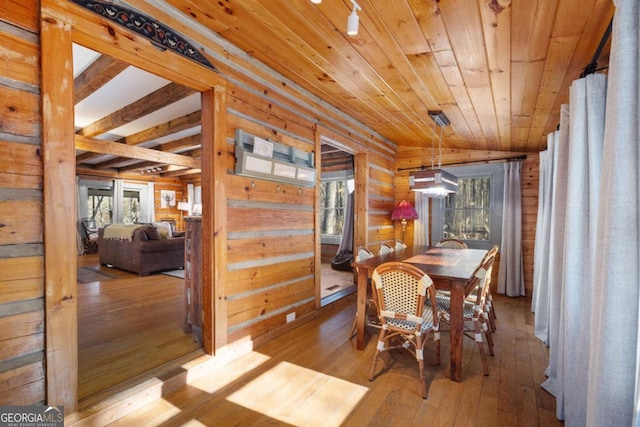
[431,163,504,250]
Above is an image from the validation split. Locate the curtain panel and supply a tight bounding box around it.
[531,1,640,424]
[497,161,525,296]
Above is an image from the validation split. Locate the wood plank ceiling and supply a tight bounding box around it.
[75,0,615,176]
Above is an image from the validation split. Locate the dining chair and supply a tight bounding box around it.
[349,246,380,339]
[394,239,407,251]
[369,261,441,399]
[482,245,500,332]
[435,254,496,376]
[435,238,468,249]
[378,241,395,256]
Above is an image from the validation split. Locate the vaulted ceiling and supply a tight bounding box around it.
[74,0,615,176]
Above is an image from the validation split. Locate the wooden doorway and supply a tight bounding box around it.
[41,0,225,415]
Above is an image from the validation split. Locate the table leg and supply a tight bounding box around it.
[356,267,368,350]
[449,280,465,382]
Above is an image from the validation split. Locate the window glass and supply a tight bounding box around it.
[87,187,113,228]
[320,179,350,235]
[431,164,503,249]
[122,190,141,224]
[443,177,491,241]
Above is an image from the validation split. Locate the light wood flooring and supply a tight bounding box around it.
[77,254,202,404]
[108,294,561,426]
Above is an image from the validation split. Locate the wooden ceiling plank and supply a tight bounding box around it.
[372,0,431,56]
[511,0,559,62]
[74,54,129,104]
[479,0,511,151]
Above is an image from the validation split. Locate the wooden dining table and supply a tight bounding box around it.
[352,245,488,382]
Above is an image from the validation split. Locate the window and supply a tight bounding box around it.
[320,175,354,244]
[431,164,503,249]
[86,186,113,228]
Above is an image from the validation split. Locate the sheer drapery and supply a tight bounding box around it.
[497,161,524,296]
[413,192,429,247]
[531,132,557,344]
[337,192,354,253]
[76,177,86,255]
[532,1,640,423]
[587,1,639,424]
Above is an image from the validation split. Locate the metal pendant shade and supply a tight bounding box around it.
[410,111,458,198]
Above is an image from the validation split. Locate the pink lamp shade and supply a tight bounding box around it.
[391,200,418,221]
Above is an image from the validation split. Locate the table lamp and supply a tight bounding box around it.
[391,200,418,242]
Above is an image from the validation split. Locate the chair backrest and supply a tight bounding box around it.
[378,241,395,256]
[435,238,468,249]
[371,262,438,328]
[81,217,98,238]
[356,246,374,262]
[394,239,407,251]
[469,253,497,303]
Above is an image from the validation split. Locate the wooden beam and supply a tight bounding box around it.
[76,82,196,137]
[75,135,200,169]
[74,54,128,104]
[40,7,78,415]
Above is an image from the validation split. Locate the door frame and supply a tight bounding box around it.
[40,0,226,416]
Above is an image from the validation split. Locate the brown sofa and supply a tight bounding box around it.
[98,224,185,276]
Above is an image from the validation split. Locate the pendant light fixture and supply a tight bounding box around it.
[409,111,458,198]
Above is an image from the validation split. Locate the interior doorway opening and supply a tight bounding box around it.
[319,143,356,306]
[72,44,204,403]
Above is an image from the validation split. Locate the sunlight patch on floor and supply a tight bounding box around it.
[226,361,368,426]
[189,351,271,394]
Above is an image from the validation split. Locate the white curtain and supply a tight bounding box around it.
[112,179,123,224]
[76,177,86,255]
[531,1,640,424]
[413,192,429,246]
[147,182,155,222]
[531,132,558,344]
[497,161,524,296]
[587,1,639,424]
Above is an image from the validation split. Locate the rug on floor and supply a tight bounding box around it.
[162,269,185,279]
[77,267,116,283]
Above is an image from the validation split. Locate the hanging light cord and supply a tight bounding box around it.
[438,124,444,169]
[430,121,436,170]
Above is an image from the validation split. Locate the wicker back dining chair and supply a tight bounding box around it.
[349,246,379,339]
[369,262,441,399]
[378,241,395,256]
[394,239,407,251]
[482,245,500,331]
[435,253,496,376]
[435,238,468,249]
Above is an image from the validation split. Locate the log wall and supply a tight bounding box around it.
[0,0,45,406]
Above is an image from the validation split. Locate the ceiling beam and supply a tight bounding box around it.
[74,54,129,104]
[76,82,197,137]
[75,135,200,169]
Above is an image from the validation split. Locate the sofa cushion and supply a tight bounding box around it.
[152,221,173,239]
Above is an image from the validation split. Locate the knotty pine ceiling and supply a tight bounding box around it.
[75,0,614,176]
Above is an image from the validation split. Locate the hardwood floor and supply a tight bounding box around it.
[77,254,202,404]
[107,294,561,426]
[320,262,355,300]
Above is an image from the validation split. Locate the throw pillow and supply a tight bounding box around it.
[152,221,173,239]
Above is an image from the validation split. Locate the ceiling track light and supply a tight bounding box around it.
[347,0,361,36]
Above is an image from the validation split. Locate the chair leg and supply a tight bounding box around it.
[480,312,495,356]
[415,334,428,399]
[369,328,387,381]
[349,314,357,339]
[472,318,489,376]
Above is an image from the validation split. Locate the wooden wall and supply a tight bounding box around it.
[1,0,543,415]
[395,147,539,296]
[0,0,45,406]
